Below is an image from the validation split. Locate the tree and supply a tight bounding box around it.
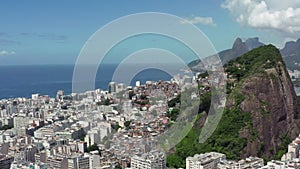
[124,121,131,130]
[128,91,135,99]
[0,125,12,130]
[87,144,99,152]
[80,131,86,141]
[104,98,111,105]
[115,164,122,169]
[112,124,121,132]
[140,94,147,100]
[168,94,181,107]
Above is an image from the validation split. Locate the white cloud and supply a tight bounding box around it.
[181,16,216,26]
[0,50,16,56]
[222,0,300,37]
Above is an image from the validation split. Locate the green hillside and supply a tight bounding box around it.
[167,45,297,168]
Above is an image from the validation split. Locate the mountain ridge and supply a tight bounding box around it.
[280,38,300,70]
[189,37,300,71]
[225,45,300,158]
[168,45,300,168]
[188,37,265,69]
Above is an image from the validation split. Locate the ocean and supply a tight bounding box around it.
[0,64,184,99]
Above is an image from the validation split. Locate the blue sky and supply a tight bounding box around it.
[0,0,299,65]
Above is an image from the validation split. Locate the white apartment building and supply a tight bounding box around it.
[89,150,100,169]
[282,136,300,161]
[130,151,166,169]
[186,152,226,169]
[68,153,90,169]
[85,129,100,147]
[13,115,29,128]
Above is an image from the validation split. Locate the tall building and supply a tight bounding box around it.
[116,83,126,93]
[32,93,40,100]
[186,152,226,169]
[77,154,90,169]
[130,151,166,169]
[68,153,90,169]
[89,151,100,169]
[56,90,64,100]
[48,155,68,169]
[99,125,110,141]
[0,155,14,169]
[182,75,193,85]
[85,129,100,147]
[13,115,29,128]
[108,82,117,93]
[77,142,87,153]
[35,151,47,163]
[135,81,141,87]
[24,145,38,162]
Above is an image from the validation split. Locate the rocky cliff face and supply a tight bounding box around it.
[167,45,300,168]
[238,63,299,158]
[226,45,300,159]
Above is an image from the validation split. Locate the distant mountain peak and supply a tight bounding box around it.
[189,37,265,70]
[245,37,264,50]
[280,38,300,70]
[232,37,264,51]
[282,39,300,49]
[281,39,300,56]
[188,36,300,72]
[232,37,244,49]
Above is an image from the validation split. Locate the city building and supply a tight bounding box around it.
[32,94,40,100]
[68,153,90,169]
[282,135,300,161]
[48,155,68,169]
[116,83,126,93]
[109,82,117,93]
[24,145,38,162]
[57,90,64,100]
[89,151,100,169]
[85,129,100,147]
[130,150,166,169]
[13,115,29,128]
[237,156,264,169]
[35,151,47,163]
[135,81,141,87]
[186,152,226,169]
[0,155,14,169]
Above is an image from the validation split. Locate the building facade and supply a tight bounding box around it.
[130,151,166,169]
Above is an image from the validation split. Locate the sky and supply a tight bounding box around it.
[0,0,299,65]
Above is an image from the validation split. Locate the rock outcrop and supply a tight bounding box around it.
[226,45,300,158]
